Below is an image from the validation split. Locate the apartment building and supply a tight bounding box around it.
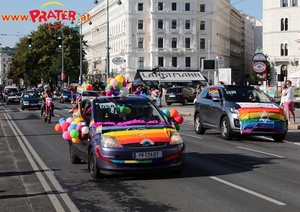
[263,0,300,87]
[82,0,256,85]
[0,46,15,85]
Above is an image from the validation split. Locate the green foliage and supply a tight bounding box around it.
[9,22,88,86]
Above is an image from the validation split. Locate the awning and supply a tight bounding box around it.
[137,70,206,82]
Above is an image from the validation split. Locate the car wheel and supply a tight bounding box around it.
[21,104,25,111]
[69,142,81,164]
[272,134,286,142]
[194,113,206,134]
[89,150,101,178]
[166,103,171,106]
[182,98,188,105]
[6,100,9,105]
[220,116,232,140]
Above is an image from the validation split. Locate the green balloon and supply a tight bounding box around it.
[107,84,113,89]
[70,129,79,138]
[120,105,126,113]
[175,123,180,131]
[116,81,122,90]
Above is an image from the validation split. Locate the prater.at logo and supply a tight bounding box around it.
[29,1,77,29]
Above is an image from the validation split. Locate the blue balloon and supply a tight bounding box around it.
[59,118,66,124]
[162,109,170,117]
[68,123,77,131]
[112,89,120,96]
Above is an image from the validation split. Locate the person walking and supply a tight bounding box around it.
[283,80,296,124]
[157,85,163,107]
[280,84,287,107]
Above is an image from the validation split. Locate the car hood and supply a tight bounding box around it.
[236,102,285,134]
[103,127,176,144]
[22,97,40,101]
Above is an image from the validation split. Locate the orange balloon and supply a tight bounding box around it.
[169,109,179,118]
[107,77,114,85]
[55,123,63,132]
[72,137,81,144]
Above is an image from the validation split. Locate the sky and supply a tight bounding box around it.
[0,0,262,48]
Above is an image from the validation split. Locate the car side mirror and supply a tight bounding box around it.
[212,97,220,102]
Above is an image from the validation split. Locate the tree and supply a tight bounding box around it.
[9,22,88,87]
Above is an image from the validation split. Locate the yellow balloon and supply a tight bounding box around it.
[72,137,81,144]
[73,117,80,124]
[125,107,131,114]
[115,75,124,83]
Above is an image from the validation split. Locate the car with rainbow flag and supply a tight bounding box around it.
[194,85,288,142]
[56,95,185,178]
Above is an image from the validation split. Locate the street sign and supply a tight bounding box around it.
[252,62,266,74]
[112,57,126,65]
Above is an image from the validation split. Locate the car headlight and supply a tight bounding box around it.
[23,101,29,105]
[63,96,68,98]
[230,108,238,114]
[170,132,183,145]
[101,136,122,148]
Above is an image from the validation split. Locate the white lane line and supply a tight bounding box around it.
[4,112,79,212]
[210,176,286,206]
[180,132,204,139]
[236,146,285,159]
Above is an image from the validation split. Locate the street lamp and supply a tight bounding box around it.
[94,0,122,84]
[71,13,92,85]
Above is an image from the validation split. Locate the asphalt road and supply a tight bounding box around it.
[1,100,300,211]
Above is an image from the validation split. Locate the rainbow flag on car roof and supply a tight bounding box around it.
[77,85,84,94]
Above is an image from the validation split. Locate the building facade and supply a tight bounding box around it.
[82,0,256,85]
[263,0,300,87]
[0,46,15,85]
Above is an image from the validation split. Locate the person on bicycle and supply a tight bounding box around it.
[40,85,54,116]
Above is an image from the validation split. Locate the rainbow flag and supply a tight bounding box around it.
[95,125,102,135]
[72,109,79,118]
[77,85,84,94]
[237,103,285,134]
[208,88,219,98]
[89,119,95,127]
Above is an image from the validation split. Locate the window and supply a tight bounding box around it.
[158,57,164,67]
[158,37,164,48]
[138,3,143,11]
[172,57,177,67]
[185,3,190,11]
[185,57,191,67]
[138,38,144,49]
[200,21,205,30]
[285,43,288,56]
[285,18,288,30]
[158,2,163,10]
[281,44,284,56]
[172,19,177,29]
[200,38,205,49]
[185,38,191,48]
[138,57,144,67]
[200,4,205,12]
[185,20,190,29]
[172,2,177,10]
[292,0,298,6]
[281,18,284,31]
[158,19,163,29]
[172,38,177,48]
[282,0,288,7]
[138,20,143,29]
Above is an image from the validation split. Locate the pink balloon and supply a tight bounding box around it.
[122,80,127,87]
[66,117,73,123]
[61,122,71,131]
[110,79,118,87]
[76,124,83,131]
[106,89,113,96]
[63,131,72,140]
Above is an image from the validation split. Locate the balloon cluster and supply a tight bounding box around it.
[161,109,184,131]
[81,82,94,91]
[54,117,89,143]
[106,75,130,97]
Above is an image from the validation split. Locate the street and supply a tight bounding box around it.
[1,100,300,212]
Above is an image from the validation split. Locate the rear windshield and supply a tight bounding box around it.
[166,88,182,93]
[224,87,272,103]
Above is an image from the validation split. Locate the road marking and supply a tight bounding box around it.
[210,176,286,206]
[180,132,204,139]
[236,146,285,158]
[3,111,79,211]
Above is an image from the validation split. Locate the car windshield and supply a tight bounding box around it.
[223,87,272,103]
[94,99,167,125]
[6,88,18,93]
[24,91,39,98]
[83,92,99,97]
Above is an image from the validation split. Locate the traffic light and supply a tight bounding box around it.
[58,38,62,48]
[28,37,32,48]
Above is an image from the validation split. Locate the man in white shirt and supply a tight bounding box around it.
[283,80,296,124]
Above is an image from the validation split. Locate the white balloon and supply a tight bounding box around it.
[120,87,129,96]
[82,126,89,134]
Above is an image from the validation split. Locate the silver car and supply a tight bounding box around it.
[194,85,288,142]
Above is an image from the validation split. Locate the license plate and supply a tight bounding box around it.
[14,99,20,101]
[133,151,162,159]
[30,103,37,106]
[169,95,176,97]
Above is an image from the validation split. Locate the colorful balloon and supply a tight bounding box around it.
[112,89,120,96]
[55,123,63,132]
[68,123,77,131]
[76,124,83,131]
[72,137,81,144]
[106,89,113,96]
[120,105,126,113]
[70,129,79,138]
[107,77,113,85]
[122,80,127,87]
[125,107,131,114]
[174,123,180,131]
[162,109,170,117]
[63,131,72,140]
[59,118,66,124]
[61,121,71,131]
[174,115,184,124]
[66,117,73,123]
[169,109,179,118]
[116,81,122,90]
[115,75,124,83]
[120,87,129,96]
[82,126,89,134]
[110,79,118,87]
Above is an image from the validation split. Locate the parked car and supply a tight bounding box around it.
[69,96,185,178]
[194,85,288,142]
[20,90,42,110]
[59,90,75,103]
[165,86,196,105]
[3,86,21,104]
[81,91,99,100]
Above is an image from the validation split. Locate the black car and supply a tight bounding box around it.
[20,90,42,110]
[3,86,21,104]
[165,86,196,105]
